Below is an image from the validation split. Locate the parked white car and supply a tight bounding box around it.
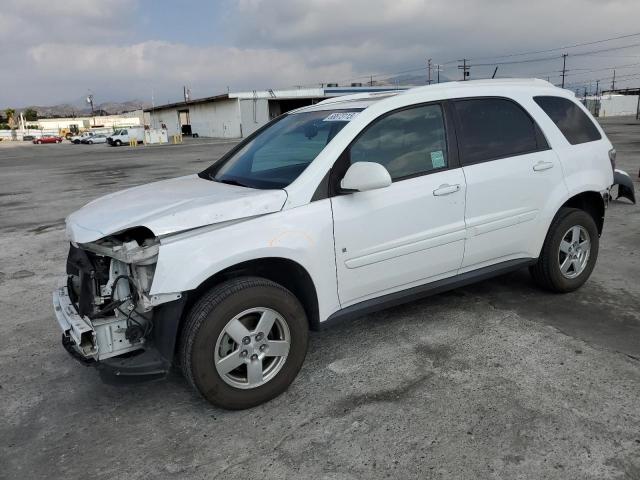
[81,134,108,144]
[70,132,95,144]
[54,79,619,409]
[107,126,144,146]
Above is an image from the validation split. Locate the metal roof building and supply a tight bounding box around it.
[143,86,409,139]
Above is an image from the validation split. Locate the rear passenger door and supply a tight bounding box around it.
[453,97,567,270]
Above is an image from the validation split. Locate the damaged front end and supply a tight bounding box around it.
[53,227,186,382]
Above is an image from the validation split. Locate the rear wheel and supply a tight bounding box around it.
[114,140,122,146]
[529,208,599,292]
[180,277,308,409]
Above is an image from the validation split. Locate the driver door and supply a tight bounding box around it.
[330,103,467,306]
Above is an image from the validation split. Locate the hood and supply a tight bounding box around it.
[66,174,287,243]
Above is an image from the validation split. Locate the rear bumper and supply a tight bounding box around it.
[613,169,636,204]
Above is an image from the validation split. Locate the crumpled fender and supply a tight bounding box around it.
[613,169,636,204]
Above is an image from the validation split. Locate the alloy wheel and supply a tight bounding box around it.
[214,307,291,389]
[558,225,590,279]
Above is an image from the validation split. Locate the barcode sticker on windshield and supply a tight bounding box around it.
[323,112,360,122]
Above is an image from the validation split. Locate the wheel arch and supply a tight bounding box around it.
[184,257,320,331]
[560,190,605,235]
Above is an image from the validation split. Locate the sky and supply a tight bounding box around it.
[3,0,640,108]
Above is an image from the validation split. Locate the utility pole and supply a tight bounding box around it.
[435,64,442,83]
[560,53,568,88]
[370,75,373,87]
[458,59,470,81]
[611,69,616,91]
[595,80,599,98]
[427,58,432,85]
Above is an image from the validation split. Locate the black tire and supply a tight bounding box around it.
[180,277,308,409]
[529,208,599,293]
[115,140,122,146]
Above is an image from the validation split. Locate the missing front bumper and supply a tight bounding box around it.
[52,281,188,383]
[53,283,145,361]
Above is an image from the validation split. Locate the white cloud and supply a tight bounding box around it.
[24,41,355,103]
[3,0,640,106]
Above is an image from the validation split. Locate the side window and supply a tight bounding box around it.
[121,130,128,135]
[349,104,448,181]
[454,98,540,165]
[534,96,601,145]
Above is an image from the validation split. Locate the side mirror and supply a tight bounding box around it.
[340,162,392,192]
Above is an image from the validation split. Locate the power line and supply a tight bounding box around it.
[469,41,640,68]
[295,32,640,90]
[461,31,640,62]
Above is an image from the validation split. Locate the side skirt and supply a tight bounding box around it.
[322,258,536,328]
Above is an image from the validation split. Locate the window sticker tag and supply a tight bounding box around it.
[323,112,360,122]
[431,150,446,169]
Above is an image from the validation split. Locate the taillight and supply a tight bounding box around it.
[608,148,616,172]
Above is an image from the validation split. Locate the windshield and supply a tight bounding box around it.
[201,109,362,189]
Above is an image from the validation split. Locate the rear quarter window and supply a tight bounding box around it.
[533,96,601,145]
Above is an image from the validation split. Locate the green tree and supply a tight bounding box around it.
[23,108,38,121]
[4,108,16,129]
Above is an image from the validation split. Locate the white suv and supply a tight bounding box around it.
[54,79,617,409]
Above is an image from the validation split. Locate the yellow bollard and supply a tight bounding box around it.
[172,134,183,144]
[129,137,137,147]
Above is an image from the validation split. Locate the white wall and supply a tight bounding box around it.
[147,99,242,138]
[239,98,269,137]
[599,95,639,117]
[37,111,142,130]
[190,100,242,138]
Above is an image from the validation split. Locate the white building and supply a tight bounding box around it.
[598,94,639,117]
[36,110,143,131]
[143,86,409,139]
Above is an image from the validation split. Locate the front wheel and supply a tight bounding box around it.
[529,208,599,292]
[114,140,122,146]
[180,277,308,409]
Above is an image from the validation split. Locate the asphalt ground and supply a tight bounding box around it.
[1,120,639,480]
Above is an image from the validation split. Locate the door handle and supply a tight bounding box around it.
[433,184,460,196]
[533,161,554,172]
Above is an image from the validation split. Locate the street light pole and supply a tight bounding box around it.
[86,93,95,127]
